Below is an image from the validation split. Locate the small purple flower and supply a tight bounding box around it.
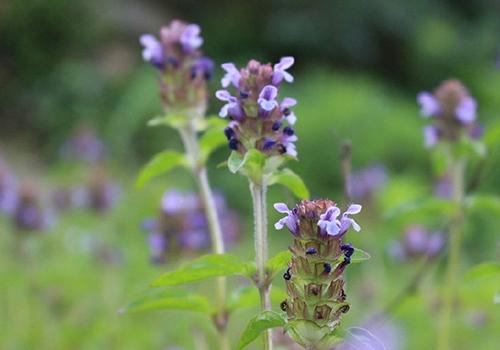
[178,229,209,250]
[180,24,203,51]
[272,56,295,85]
[317,204,362,237]
[423,125,439,148]
[280,97,297,125]
[191,57,214,80]
[148,232,168,257]
[273,203,299,235]
[161,190,198,214]
[139,34,164,67]
[417,92,440,117]
[351,164,388,201]
[455,96,476,124]
[215,90,243,119]
[317,206,341,236]
[221,63,241,88]
[258,85,279,112]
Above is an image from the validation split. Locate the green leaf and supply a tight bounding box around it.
[199,124,227,162]
[147,114,187,129]
[227,151,245,173]
[466,195,500,215]
[151,253,247,287]
[136,150,186,188]
[351,247,371,263]
[266,250,292,278]
[268,168,310,199]
[464,262,500,281]
[226,286,287,313]
[237,311,287,350]
[118,288,211,314]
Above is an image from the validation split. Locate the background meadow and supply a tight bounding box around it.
[0,1,499,349]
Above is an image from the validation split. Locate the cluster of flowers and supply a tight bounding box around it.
[141,190,240,264]
[274,199,361,346]
[350,164,388,202]
[59,122,106,164]
[216,57,298,157]
[417,80,483,148]
[140,20,214,113]
[389,225,445,261]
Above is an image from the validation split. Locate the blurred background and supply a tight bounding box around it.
[0,1,499,349]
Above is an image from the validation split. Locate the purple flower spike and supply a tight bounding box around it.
[258,85,279,112]
[215,90,243,119]
[455,96,476,124]
[318,206,341,236]
[221,63,241,88]
[423,125,439,148]
[273,203,298,235]
[280,97,297,124]
[140,34,164,66]
[272,56,295,85]
[180,24,203,51]
[417,92,440,117]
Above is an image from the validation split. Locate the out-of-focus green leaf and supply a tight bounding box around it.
[119,288,211,314]
[351,247,371,263]
[199,123,227,162]
[136,150,186,188]
[237,311,287,349]
[266,250,292,278]
[227,286,287,312]
[228,151,245,173]
[464,262,500,281]
[147,114,187,129]
[268,168,310,199]
[151,253,247,287]
[465,195,500,214]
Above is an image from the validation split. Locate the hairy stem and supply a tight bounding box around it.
[437,157,465,350]
[249,180,273,350]
[179,123,229,350]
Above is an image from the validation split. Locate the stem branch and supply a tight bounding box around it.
[249,180,273,350]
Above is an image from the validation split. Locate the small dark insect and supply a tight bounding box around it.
[323,262,332,273]
[280,300,288,311]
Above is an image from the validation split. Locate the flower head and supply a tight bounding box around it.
[139,20,211,115]
[216,57,299,160]
[417,80,482,148]
[389,225,445,261]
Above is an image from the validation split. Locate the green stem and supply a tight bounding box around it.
[437,157,465,350]
[179,123,229,350]
[249,180,273,350]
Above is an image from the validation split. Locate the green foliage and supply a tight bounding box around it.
[385,197,455,225]
[226,286,287,313]
[119,288,212,314]
[466,195,500,215]
[199,119,227,162]
[268,168,310,199]
[285,319,342,350]
[237,311,287,350]
[266,250,292,279]
[464,262,500,281]
[351,247,371,263]
[151,253,250,287]
[136,150,187,188]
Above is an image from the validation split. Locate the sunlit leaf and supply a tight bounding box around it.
[228,151,245,173]
[266,250,292,278]
[151,253,247,287]
[237,311,286,349]
[136,150,186,188]
[119,288,211,314]
[351,247,371,263]
[464,262,500,281]
[227,286,287,313]
[268,168,310,199]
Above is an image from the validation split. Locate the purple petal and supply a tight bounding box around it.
[345,204,362,215]
[281,97,297,109]
[215,90,232,102]
[274,203,290,213]
[139,34,163,65]
[455,96,476,124]
[326,221,341,236]
[221,63,241,88]
[423,125,439,148]
[275,56,295,70]
[180,24,203,51]
[417,92,440,117]
[274,217,287,230]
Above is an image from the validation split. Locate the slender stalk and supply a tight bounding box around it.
[437,157,465,350]
[178,122,229,350]
[249,180,273,350]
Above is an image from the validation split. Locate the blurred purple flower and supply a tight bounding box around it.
[272,56,295,84]
[351,164,388,201]
[180,24,203,51]
[389,225,445,261]
[455,96,477,124]
[0,166,17,216]
[423,125,439,148]
[417,91,440,117]
[140,34,164,67]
